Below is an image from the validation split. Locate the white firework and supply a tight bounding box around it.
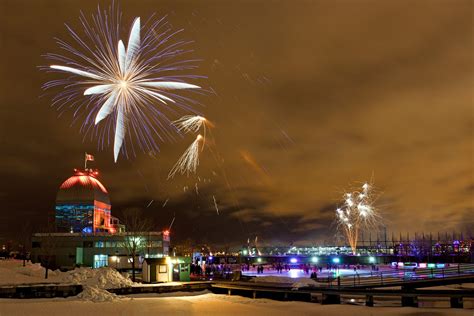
[335,182,381,255]
[172,115,208,134]
[46,12,202,162]
[168,134,204,179]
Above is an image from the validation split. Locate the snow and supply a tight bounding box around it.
[75,286,121,302]
[0,261,62,284]
[65,267,134,289]
[0,260,134,302]
[0,293,471,316]
[0,260,133,289]
[0,260,472,313]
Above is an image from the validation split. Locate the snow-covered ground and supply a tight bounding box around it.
[0,260,472,315]
[0,292,472,316]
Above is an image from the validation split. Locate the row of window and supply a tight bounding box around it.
[33,240,163,248]
[94,241,163,248]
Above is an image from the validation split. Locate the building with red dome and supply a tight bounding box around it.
[31,161,170,271]
[55,168,118,233]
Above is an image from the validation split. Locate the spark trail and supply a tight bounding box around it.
[213,195,219,215]
[168,134,204,179]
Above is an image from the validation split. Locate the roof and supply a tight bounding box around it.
[56,169,110,205]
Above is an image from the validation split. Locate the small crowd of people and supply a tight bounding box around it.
[190,263,238,278]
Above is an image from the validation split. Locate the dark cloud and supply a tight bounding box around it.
[0,0,472,247]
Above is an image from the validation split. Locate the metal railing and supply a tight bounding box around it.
[321,263,474,288]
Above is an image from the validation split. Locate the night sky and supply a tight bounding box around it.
[0,0,472,247]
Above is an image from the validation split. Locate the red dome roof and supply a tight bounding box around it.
[56,169,110,205]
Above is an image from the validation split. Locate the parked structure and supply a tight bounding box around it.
[142,257,191,283]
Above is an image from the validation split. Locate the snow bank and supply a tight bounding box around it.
[0,260,135,302]
[63,267,134,289]
[62,267,134,302]
[15,262,60,279]
[76,285,121,302]
[0,261,62,285]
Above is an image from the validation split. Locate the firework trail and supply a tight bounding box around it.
[43,6,203,162]
[212,195,219,215]
[162,198,169,208]
[146,200,154,208]
[168,134,203,179]
[168,115,214,178]
[335,182,381,255]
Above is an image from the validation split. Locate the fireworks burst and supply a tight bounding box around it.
[335,182,381,255]
[43,6,203,162]
[172,115,211,134]
[168,115,213,178]
[168,134,204,179]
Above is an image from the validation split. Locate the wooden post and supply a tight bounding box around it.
[401,295,417,307]
[322,293,341,305]
[450,296,463,308]
[365,295,374,307]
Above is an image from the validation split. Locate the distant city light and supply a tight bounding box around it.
[290,258,297,263]
[311,256,318,263]
[242,249,248,255]
[369,256,375,263]
[332,257,340,264]
[257,257,262,263]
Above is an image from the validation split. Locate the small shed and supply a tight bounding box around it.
[142,257,191,283]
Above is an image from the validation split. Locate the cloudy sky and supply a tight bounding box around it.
[0,0,472,247]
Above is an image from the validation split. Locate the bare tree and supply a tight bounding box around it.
[16,221,33,267]
[37,222,58,279]
[120,208,152,282]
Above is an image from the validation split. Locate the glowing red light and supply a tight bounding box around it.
[163,230,170,236]
[59,170,108,193]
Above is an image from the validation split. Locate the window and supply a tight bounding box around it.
[95,241,105,248]
[149,241,162,248]
[93,254,108,268]
[105,241,117,248]
[159,265,167,273]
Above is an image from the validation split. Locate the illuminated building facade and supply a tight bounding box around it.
[55,168,120,233]
[31,163,170,270]
[31,232,170,270]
